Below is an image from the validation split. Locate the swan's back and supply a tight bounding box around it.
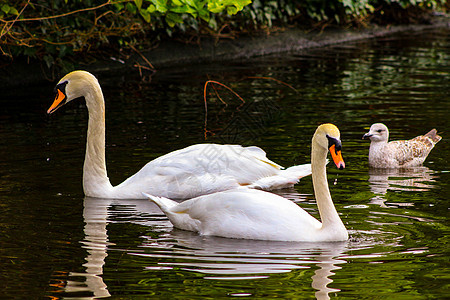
[149,144,282,180]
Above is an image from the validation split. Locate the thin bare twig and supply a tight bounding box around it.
[203,80,246,139]
[129,43,156,71]
[0,0,134,54]
[1,0,114,24]
[204,80,245,104]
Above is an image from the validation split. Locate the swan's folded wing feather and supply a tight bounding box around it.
[140,144,285,183]
[243,146,283,169]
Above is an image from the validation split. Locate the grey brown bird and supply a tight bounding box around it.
[363,123,441,168]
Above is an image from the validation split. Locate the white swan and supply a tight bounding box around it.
[363,123,441,168]
[144,123,348,242]
[47,70,311,199]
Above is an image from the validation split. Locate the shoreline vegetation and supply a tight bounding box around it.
[0,0,449,86]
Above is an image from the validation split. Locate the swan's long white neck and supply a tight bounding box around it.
[82,82,113,197]
[311,138,346,231]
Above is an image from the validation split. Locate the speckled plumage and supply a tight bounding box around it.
[363,123,441,168]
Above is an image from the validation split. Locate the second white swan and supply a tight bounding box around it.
[47,70,311,199]
[145,123,348,242]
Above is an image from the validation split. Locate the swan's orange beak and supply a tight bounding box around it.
[47,89,66,114]
[329,144,345,170]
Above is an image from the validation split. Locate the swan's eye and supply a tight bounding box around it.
[377,129,383,133]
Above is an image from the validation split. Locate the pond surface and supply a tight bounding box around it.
[1,28,449,299]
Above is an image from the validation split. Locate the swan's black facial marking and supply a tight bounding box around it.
[326,135,342,153]
[54,81,68,101]
[47,80,69,114]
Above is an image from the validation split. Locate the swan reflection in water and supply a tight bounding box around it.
[137,230,347,299]
[62,197,114,298]
[61,196,168,298]
[368,166,438,207]
[62,193,351,300]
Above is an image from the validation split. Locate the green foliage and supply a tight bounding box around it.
[0,0,446,67]
[0,0,250,66]
[239,0,301,28]
[0,3,19,18]
[132,0,251,27]
[241,0,445,27]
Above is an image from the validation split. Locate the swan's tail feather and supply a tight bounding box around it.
[282,163,312,178]
[248,163,312,190]
[143,193,200,232]
[143,192,178,212]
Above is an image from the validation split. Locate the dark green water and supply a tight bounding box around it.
[0,28,449,299]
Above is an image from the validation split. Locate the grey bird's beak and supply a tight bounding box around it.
[362,133,372,140]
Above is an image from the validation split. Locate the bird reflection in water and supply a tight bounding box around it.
[138,230,348,300]
[368,166,438,207]
[56,193,350,300]
[62,197,114,298]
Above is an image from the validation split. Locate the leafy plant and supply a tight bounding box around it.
[0,0,446,68]
[0,0,250,64]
